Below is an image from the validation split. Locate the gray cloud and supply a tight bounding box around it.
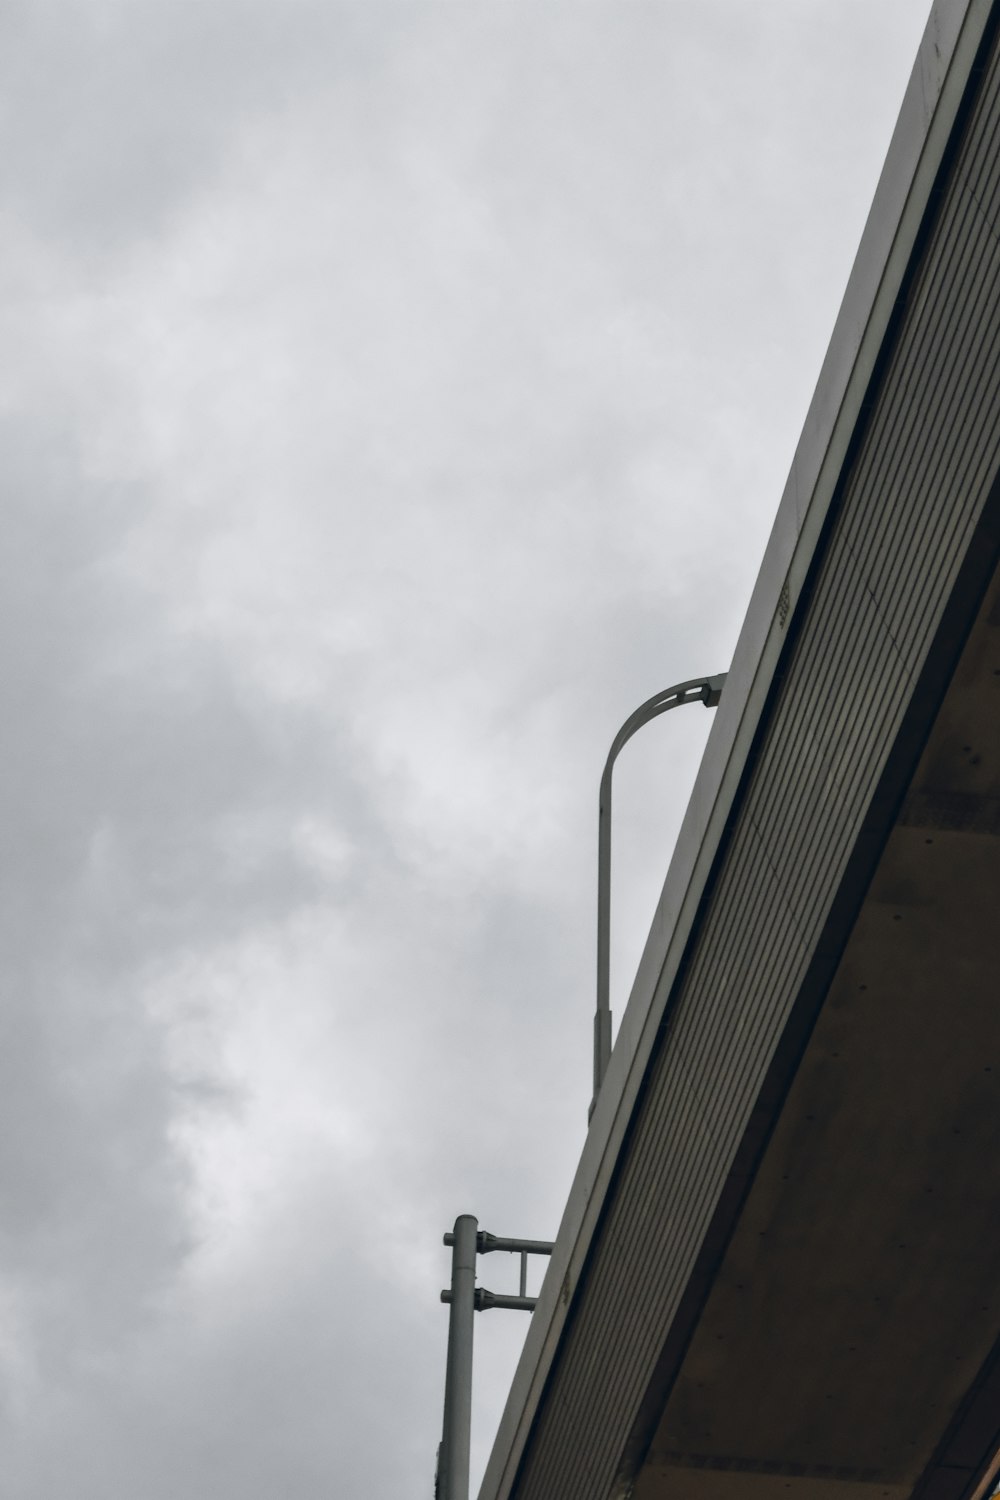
[0,1,419,255]
[0,4,929,1496]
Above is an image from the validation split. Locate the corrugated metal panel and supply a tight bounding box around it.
[511,17,1000,1500]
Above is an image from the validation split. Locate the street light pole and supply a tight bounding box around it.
[592,674,726,1115]
[437,1222,553,1500]
[438,1215,478,1500]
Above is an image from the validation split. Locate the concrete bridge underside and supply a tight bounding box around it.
[635,559,1000,1500]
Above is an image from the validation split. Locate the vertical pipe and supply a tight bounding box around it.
[594,756,614,1103]
[439,1215,478,1500]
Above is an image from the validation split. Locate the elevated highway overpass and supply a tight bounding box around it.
[478,3,1000,1498]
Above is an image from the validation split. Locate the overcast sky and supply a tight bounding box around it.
[1,4,930,1497]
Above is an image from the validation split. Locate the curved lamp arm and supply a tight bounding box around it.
[592,673,727,1116]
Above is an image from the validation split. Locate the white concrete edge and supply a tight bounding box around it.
[476,3,994,1496]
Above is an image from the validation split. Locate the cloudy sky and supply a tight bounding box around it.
[1,3,930,1496]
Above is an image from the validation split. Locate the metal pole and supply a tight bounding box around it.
[474,1288,538,1312]
[439,1215,478,1500]
[475,1232,553,1256]
[592,674,726,1116]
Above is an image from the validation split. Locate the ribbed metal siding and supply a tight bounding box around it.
[512,24,1000,1500]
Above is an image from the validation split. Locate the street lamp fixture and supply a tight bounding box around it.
[592,674,727,1116]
